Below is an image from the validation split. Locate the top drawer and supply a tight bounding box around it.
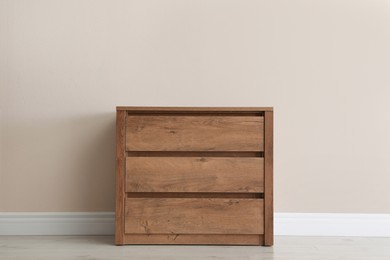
[126,116,264,151]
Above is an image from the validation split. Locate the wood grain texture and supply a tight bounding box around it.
[115,111,126,245]
[117,106,273,112]
[126,157,264,193]
[126,116,264,151]
[124,234,263,245]
[116,107,273,245]
[264,111,274,246]
[125,198,264,235]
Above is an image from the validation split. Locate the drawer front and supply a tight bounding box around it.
[125,198,264,234]
[126,116,264,151]
[126,157,264,193]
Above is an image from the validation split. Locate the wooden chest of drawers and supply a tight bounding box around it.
[115,107,273,245]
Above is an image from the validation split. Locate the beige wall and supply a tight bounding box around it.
[1,0,390,213]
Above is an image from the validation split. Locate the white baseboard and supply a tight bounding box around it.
[1,212,390,237]
[0,212,114,235]
[275,213,390,237]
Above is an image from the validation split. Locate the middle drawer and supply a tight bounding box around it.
[126,157,264,193]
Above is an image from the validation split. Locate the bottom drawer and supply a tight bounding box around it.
[125,198,264,235]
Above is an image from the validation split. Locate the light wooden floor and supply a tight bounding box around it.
[0,236,389,260]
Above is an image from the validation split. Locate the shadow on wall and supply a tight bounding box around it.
[0,112,116,211]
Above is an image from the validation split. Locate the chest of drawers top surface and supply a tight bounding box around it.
[117,106,273,111]
[115,107,273,246]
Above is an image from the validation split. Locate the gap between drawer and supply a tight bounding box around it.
[126,192,264,199]
[126,151,264,157]
[127,112,264,116]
